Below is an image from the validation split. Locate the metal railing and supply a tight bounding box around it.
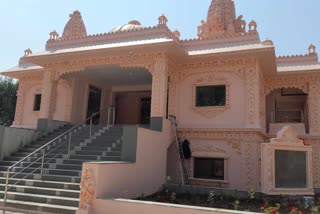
[3,106,116,208]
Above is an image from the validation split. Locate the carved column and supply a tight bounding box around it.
[63,78,74,123]
[150,59,168,118]
[244,67,260,127]
[39,70,57,119]
[308,80,320,134]
[12,80,28,126]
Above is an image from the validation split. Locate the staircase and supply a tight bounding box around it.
[0,124,123,213]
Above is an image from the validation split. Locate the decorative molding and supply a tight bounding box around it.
[178,128,267,143]
[45,52,166,79]
[171,58,257,83]
[241,142,261,190]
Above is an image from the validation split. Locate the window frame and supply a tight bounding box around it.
[33,94,42,112]
[190,156,228,183]
[195,85,227,107]
[192,80,230,118]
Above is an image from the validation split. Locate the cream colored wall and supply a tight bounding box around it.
[21,84,42,129]
[175,72,246,128]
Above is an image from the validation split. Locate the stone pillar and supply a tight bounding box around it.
[150,59,168,130]
[64,78,75,123]
[39,70,57,120]
[12,80,28,126]
[308,81,320,134]
[150,59,168,118]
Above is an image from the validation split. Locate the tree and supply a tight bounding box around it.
[0,76,18,126]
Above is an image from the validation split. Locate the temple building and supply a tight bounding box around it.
[0,0,319,213]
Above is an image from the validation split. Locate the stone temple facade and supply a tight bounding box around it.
[1,0,320,212]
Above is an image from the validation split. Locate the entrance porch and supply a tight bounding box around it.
[62,65,156,127]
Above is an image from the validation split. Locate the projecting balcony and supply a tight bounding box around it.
[266,88,308,135]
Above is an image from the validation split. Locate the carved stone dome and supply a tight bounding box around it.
[110,20,144,33]
[62,10,87,39]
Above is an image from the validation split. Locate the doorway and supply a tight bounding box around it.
[86,85,102,123]
[140,97,151,124]
[114,91,151,125]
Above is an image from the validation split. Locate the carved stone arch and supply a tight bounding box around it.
[265,86,308,97]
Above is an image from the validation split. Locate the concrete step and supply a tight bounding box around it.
[3,167,81,177]
[0,184,80,198]
[0,199,78,214]
[0,177,80,190]
[2,191,79,207]
[0,171,80,183]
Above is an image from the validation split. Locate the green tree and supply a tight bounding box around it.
[0,76,18,126]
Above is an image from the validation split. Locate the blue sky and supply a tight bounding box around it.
[0,0,319,72]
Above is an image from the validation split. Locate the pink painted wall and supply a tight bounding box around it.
[175,72,246,128]
[81,119,173,201]
[167,138,245,190]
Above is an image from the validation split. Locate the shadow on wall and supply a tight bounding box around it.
[0,126,41,160]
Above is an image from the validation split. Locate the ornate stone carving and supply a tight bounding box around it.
[62,11,87,39]
[151,58,168,117]
[198,0,252,39]
[79,168,95,210]
[241,142,260,190]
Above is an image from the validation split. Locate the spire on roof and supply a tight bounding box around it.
[198,0,251,39]
[62,10,87,39]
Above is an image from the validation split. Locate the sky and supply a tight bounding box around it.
[0,0,319,72]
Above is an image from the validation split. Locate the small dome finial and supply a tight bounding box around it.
[248,20,257,32]
[158,14,168,26]
[62,10,87,39]
[262,38,274,46]
[173,30,181,39]
[49,30,59,40]
[24,48,32,56]
[309,44,317,55]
